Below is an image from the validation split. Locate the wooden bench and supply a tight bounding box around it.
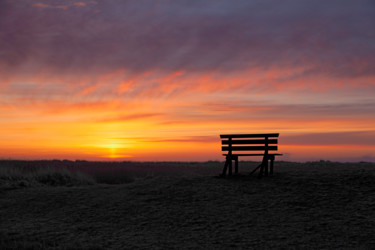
[220,133,282,177]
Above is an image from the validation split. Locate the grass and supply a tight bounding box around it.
[0,160,224,187]
[0,160,157,187]
[0,165,95,189]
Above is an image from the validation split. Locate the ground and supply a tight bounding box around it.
[1,161,375,249]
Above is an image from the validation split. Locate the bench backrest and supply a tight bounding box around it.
[220,133,279,155]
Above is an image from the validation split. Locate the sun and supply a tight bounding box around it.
[96,141,132,159]
[107,144,130,159]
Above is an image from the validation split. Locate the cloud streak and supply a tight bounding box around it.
[281,131,375,146]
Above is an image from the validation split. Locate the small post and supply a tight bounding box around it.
[228,137,232,176]
[264,136,269,176]
[235,156,238,174]
[222,156,230,176]
[270,155,275,175]
[258,164,264,178]
[228,157,232,176]
[250,164,262,175]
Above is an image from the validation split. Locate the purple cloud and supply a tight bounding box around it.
[281,131,375,146]
[1,0,374,79]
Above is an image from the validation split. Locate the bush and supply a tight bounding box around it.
[32,168,95,186]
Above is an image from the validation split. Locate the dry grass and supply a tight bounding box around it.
[1,160,375,249]
[0,166,95,190]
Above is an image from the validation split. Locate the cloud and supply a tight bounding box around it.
[97,113,164,123]
[0,0,374,80]
[281,131,375,146]
[196,101,375,120]
[1,0,374,146]
[32,3,68,10]
[110,135,218,144]
[31,1,91,10]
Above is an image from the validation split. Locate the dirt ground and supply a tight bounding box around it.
[1,161,375,249]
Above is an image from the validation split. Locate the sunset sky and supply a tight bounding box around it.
[1,0,374,162]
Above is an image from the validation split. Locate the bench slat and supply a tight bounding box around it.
[220,133,279,138]
[222,146,278,151]
[221,139,278,145]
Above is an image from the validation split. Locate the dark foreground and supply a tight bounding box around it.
[1,161,375,249]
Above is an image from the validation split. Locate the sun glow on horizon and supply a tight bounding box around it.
[95,140,132,159]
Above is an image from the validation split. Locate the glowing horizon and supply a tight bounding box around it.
[1,0,375,162]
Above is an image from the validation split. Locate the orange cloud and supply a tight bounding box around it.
[73,2,86,7]
[32,3,68,10]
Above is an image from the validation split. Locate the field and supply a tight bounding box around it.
[1,160,375,249]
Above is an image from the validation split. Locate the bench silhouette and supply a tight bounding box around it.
[220,133,282,177]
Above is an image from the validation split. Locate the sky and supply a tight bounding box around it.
[1,0,375,162]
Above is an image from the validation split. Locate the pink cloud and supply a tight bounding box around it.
[281,131,375,146]
[1,0,373,79]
